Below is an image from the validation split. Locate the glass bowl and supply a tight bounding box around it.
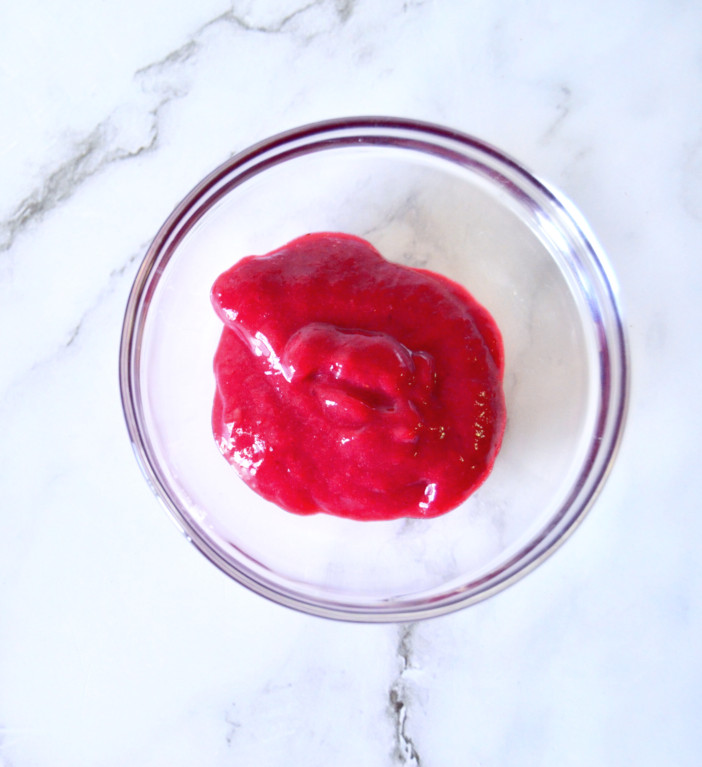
[119,117,628,622]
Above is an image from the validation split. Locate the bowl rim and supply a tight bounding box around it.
[119,116,630,622]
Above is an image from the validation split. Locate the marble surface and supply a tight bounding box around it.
[1,1,701,764]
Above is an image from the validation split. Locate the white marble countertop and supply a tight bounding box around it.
[1,1,701,764]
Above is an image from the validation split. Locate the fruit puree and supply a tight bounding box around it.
[211,232,505,521]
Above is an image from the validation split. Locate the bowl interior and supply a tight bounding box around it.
[124,121,624,620]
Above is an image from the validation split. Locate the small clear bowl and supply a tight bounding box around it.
[120,117,628,622]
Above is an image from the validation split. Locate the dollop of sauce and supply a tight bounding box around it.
[211,233,505,521]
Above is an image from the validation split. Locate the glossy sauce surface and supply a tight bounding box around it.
[211,233,506,520]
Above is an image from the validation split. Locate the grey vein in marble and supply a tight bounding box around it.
[64,246,145,351]
[137,0,355,92]
[199,0,355,45]
[0,110,161,256]
[0,0,363,259]
[0,13,224,256]
[541,84,573,143]
[1,243,146,405]
[389,623,421,766]
[0,24,208,258]
[224,704,241,747]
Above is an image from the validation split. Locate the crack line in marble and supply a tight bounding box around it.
[224,704,241,747]
[0,243,146,403]
[541,84,573,143]
[0,107,162,255]
[196,0,352,42]
[1,0,359,258]
[135,40,200,79]
[389,623,421,766]
[62,245,145,351]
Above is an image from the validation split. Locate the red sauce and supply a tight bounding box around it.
[211,233,505,521]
